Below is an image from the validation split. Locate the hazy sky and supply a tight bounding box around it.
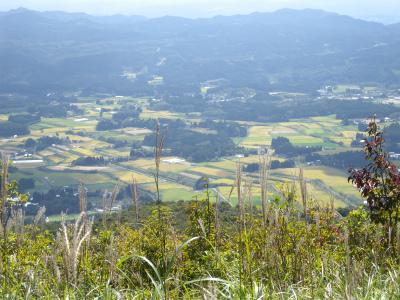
[2,0,400,19]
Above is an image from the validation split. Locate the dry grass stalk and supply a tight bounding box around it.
[330,194,335,216]
[397,224,400,253]
[102,190,107,228]
[130,174,139,222]
[229,161,246,229]
[61,213,70,283]
[79,183,87,228]
[197,218,206,236]
[108,181,121,213]
[32,206,46,239]
[101,182,121,228]
[171,227,181,284]
[258,148,271,227]
[299,166,309,237]
[61,212,93,285]
[154,122,167,203]
[0,152,9,239]
[51,232,62,285]
[214,195,221,247]
[108,235,116,282]
[214,195,222,267]
[12,208,25,247]
[246,178,253,224]
[117,205,122,226]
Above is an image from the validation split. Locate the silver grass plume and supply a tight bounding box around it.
[51,232,62,285]
[154,122,167,203]
[197,218,206,236]
[258,148,271,227]
[61,212,92,285]
[12,208,25,247]
[0,152,9,239]
[246,178,253,224]
[130,174,139,222]
[108,181,121,213]
[214,195,221,247]
[79,183,87,228]
[108,235,116,283]
[299,166,309,237]
[32,206,46,240]
[102,190,107,228]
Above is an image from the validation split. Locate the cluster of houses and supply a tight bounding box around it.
[9,150,32,160]
[317,86,400,102]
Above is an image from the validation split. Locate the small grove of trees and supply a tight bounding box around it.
[18,178,35,191]
[143,129,237,162]
[305,151,365,168]
[0,121,30,137]
[30,188,93,215]
[271,136,321,158]
[71,156,106,166]
[8,114,41,125]
[25,136,64,151]
[244,160,295,172]
[192,119,247,137]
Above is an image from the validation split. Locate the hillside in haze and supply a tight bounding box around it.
[1,7,400,94]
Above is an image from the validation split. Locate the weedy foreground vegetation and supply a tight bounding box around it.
[1,120,400,299]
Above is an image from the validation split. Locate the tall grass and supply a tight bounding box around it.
[1,147,400,298]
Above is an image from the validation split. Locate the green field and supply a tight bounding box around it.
[0,97,367,211]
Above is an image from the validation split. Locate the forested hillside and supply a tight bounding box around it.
[2,8,400,94]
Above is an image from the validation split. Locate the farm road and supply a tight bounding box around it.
[38,176,52,190]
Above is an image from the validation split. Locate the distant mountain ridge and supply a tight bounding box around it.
[1,7,400,93]
[0,7,148,24]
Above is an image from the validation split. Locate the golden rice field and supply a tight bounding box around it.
[38,150,55,156]
[81,140,110,149]
[146,182,192,193]
[157,163,191,172]
[46,155,64,163]
[319,122,342,127]
[272,125,296,132]
[304,128,325,134]
[70,148,97,156]
[236,121,264,126]
[140,109,183,120]
[287,135,323,146]
[121,159,154,169]
[73,125,97,131]
[272,166,360,199]
[213,186,237,199]
[190,167,233,178]
[247,126,274,137]
[206,160,237,171]
[114,171,154,184]
[161,188,213,202]
[279,122,305,127]
[315,148,362,155]
[70,173,111,185]
[301,123,322,129]
[56,151,79,158]
[63,156,80,165]
[241,136,272,146]
[104,149,131,156]
[329,137,352,147]
[211,178,235,185]
[310,115,337,122]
